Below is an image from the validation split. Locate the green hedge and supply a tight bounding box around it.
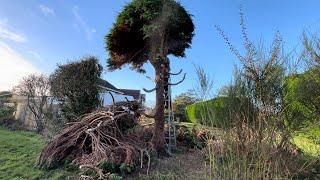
[186,97,255,128]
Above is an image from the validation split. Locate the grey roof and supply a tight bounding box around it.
[98,79,119,91]
[98,79,142,99]
[119,89,141,100]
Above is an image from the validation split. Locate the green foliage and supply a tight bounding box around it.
[106,0,194,72]
[173,92,199,122]
[186,97,255,128]
[293,125,320,157]
[0,106,14,120]
[177,126,205,149]
[109,173,123,180]
[0,93,17,128]
[98,161,135,177]
[99,162,118,174]
[119,163,135,175]
[284,68,320,130]
[50,57,103,120]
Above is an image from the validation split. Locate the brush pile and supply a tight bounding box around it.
[37,101,150,173]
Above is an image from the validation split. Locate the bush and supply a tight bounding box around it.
[284,69,320,130]
[186,97,255,128]
[50,57,103,121]
[173,92,199,122]
[0,106,14,120]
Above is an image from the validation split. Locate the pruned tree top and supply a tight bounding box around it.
[106,0,194,72]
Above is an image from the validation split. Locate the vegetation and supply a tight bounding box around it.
[186,96,255,128]
[172,91,199,122]
[14,74,51,133]
[293,124,320,157]
[50,57,103,121]
[0,91,18,129]
[105,0,194,152]
[0,126,78,179]
[195,8,320,179]
[2,1,320,179]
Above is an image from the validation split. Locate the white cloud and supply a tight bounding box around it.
[72,6,96,40]
[39,5,55,16]
[28,50,42,61]
[0,42,40,91]
[0,27,27,43]
[0,18,27,43]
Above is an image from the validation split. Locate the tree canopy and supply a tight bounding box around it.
[105,0,194,72]
[50,57,103,119]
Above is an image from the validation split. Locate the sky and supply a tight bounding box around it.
[1,0,320,106]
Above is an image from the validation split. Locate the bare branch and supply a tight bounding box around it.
[146,75,156,83]
[166,73,186,86]
[143,86,158,93]
[169,69,182,75]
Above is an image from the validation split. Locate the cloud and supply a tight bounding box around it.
[72,6,96,40]
[0,18,27,43]
[0,42,40,91]
[39,5,55,16]
[28,50,42,61]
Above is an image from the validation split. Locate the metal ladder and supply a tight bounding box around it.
[164,76,177,153]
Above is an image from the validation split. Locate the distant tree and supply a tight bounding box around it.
[105,0,194,152]
[173,91,199,121]
[0,91,12,107]
[50,57,103,121]
[284,32,320,129]
[14,74,51,133]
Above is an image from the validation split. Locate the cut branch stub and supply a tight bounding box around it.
[166,73,186,86]
[143,86,158,93]
[169,69,183,76]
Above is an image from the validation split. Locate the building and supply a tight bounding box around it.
[0,79,145,131]
[98,79,146,107]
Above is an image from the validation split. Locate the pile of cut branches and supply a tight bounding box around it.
[37,101,150,177]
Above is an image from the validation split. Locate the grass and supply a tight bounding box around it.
[0,126,78,180]
[293,124,320,157]
[0,122,319,179]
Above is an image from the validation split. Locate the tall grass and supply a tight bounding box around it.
[193,8,317,179]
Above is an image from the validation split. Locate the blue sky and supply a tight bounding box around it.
[1,0,320,106]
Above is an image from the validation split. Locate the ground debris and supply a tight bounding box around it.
[37,101,150,175]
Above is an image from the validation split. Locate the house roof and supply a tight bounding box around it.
[98,79,118,90]
[98,79,142,100]
[119,89,141,100]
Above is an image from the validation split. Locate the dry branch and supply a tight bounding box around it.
[37,101,150,175]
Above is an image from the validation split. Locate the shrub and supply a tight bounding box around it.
[186,97,255,128]
[173,92,199,122]
[50,57,103,121]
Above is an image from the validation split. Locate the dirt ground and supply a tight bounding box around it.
[127,149,208,180]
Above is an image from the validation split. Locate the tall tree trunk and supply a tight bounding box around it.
[151,64,166,153]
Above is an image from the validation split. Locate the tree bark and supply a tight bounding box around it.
[150,56,172,154]
[151,64,166,153]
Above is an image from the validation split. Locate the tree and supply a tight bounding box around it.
[14,74,51,133]
[283,32,320,130]
[173,91,199,121]
[105,0,194,152]
[50,57,103,120]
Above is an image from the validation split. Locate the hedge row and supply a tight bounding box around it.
[186,97,255,128]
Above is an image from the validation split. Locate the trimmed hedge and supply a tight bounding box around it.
[186,97,255,128]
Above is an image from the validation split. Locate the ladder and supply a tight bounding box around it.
[164,76,177,153]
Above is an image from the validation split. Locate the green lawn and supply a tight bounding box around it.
[0,126,77,180]
[293,124,320,157]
